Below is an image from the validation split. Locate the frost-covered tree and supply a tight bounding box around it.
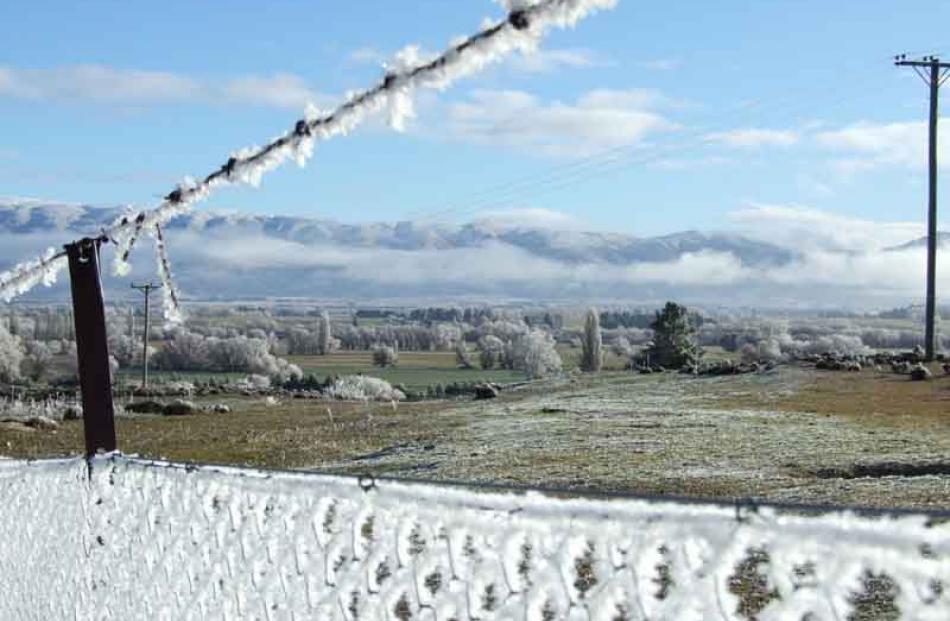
[372,344,398,368]
[317,311,331,355]
[21,340,52,382]
[455,340,474,369]
[152,330,209,370]
[109,333,154,369]
[610,336,633,358]
[0,323,24,384]
[644,302,703,368]
[478,335,505,370]
[580,307,603,372]
[152,329,302,382]
[509,329,562,379]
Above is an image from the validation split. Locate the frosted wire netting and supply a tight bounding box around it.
[1,456,947,620]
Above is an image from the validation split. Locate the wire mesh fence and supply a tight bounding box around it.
[1,455,947,620]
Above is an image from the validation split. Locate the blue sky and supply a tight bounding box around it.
[2,0,949,236]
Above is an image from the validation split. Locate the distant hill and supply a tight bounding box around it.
[0,200,938,307]
[0,201,796,267]
[884,232,950,252]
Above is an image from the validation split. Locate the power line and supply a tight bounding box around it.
[408,69,900,225]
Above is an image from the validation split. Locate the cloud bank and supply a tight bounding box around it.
[0,65,330,110]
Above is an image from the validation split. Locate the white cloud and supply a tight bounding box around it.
[441,88,676,157]
[704,128,800,148]
[815,119,950,171]
[729,203,924,252]
[0,65,200,103]
[177,230,947,303]
[221,74,325,109]
[0,64,330,110]
[509,48,606,73]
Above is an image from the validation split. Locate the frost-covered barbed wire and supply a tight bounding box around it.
[0,248,67,304]
[151,224,183,328]
[0,0,617,313]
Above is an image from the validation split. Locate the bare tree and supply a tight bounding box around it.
[580,307,603,372]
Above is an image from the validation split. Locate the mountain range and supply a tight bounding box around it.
[0,201,945,307]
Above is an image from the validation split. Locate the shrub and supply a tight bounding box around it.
[372,345,399,367]
[325,375,406,402]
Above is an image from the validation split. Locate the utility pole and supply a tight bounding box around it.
[895,54,950,361]
[130,282,161,389]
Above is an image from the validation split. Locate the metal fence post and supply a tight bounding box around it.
[66,238,117,456]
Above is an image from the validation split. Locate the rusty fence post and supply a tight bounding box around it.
[66,238,117,456]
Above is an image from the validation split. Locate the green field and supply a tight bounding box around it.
[287,351,525,391]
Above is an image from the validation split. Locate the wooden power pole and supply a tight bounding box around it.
[65,238,117,456]
[895,54,949,361]
[130,282,161,389]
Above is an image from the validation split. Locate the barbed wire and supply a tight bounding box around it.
[152,223,182,326]
[0,0,618,311]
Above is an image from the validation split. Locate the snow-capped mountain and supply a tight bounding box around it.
[0,201,942,307]
[0,200,796,265]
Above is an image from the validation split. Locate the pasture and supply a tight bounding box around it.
[3,362,947,510]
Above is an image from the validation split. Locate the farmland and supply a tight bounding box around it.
[3,358,948,511]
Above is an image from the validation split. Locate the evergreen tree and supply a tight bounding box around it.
[645,302,703,368]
